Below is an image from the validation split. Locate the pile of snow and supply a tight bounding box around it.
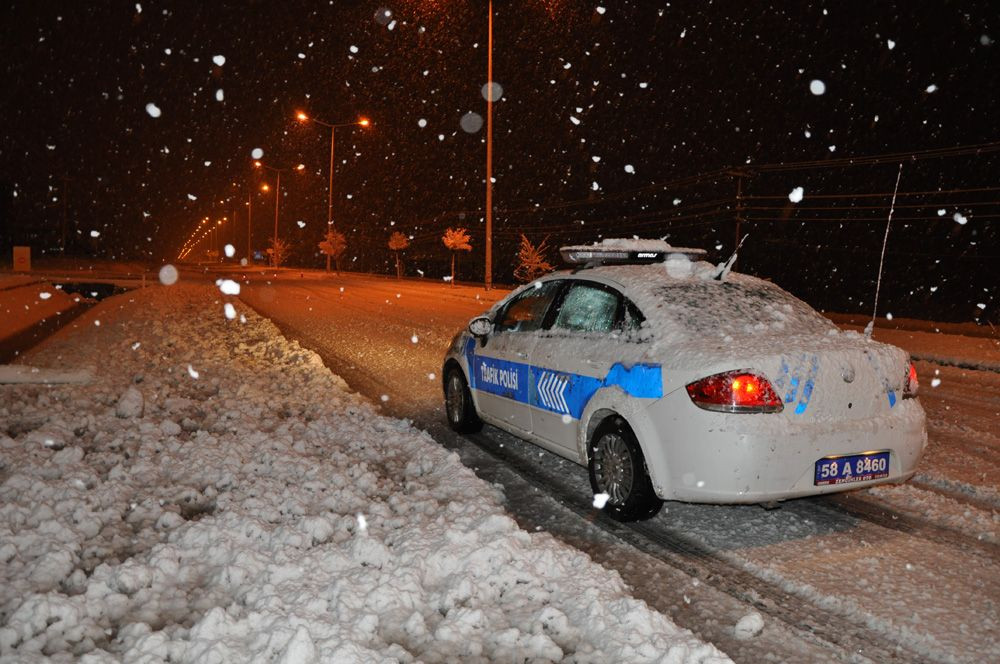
[0,284,728,662]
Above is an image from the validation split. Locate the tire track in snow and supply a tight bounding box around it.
[821,492,999,559]
[460,430,937,664]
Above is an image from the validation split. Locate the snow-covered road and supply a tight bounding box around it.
[1,281,728,662]
[236,268,1000,663]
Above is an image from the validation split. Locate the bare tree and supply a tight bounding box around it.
[387,231,410,279]
[318,229,347,273]
[513,234,554,283]
[268,237,292,268]
[441,227,472,286]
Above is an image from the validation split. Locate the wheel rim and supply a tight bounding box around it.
[446,373,465,423]
[595,432,634,504]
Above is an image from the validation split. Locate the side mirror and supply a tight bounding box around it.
[468,315,493,337]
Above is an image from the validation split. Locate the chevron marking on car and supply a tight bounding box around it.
[537,371,570,413]
[773,354,819,415]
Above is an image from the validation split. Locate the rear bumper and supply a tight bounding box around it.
[644,394,927,504]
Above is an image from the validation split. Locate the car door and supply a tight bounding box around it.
[468,280,563,433]
[529,280,642,454]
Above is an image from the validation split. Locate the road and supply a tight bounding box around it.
[230,267,999,663]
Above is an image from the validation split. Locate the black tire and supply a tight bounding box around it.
[588,416,662,521]
[444,366,483,433]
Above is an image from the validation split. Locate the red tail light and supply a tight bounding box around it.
[903,362,919,398]
[686,370,784,413]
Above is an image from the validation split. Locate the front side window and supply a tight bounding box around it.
[552,282,621,333]
[495,280,561,333]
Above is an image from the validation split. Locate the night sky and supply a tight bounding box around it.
[2,1,997,321]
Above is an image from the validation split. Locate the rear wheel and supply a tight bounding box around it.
[444,366,483,433]
[588,416,662,521]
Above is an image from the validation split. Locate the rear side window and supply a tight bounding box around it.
[496,281,561,333]
[553,282,620,333]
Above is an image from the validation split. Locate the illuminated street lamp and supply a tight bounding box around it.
[295,112,370,232]
[254,160,305,267]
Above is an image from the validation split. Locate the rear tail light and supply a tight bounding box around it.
[903,362,919,399]
[686,370,784,413]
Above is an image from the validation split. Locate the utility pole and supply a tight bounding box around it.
[726,169,750,269]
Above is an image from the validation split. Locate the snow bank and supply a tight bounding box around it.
[0,284,729,662]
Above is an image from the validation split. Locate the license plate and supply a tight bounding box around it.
[815,451,890,486]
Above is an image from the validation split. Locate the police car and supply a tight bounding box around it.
[442,239,927,521]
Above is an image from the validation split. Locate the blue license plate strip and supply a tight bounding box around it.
[815,451,890,486]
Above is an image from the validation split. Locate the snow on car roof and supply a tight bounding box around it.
[584,260,847,364]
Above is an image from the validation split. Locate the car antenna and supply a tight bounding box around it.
[713,234,749,281]
[864,163,904,339]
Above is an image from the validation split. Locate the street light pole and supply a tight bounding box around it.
[254,160,303,267]
[328,126,335,229]
[485,0,494,290]
[247,189,252,262]
[295,113,370,232]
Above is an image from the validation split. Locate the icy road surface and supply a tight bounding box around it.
[236,268,999,664]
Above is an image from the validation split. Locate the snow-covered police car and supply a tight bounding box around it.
[442,239,926,521]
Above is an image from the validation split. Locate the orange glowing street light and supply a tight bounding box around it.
[295,111,371,231]
[253,159,306,267]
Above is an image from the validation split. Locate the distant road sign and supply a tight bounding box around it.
[12,246,30,272]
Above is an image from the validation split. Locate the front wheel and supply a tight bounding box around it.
[444,366,483,433]
[588,416,662,521]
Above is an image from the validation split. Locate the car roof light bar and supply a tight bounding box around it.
[560,243,707,268]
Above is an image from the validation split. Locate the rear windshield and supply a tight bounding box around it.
[645,280,835,341]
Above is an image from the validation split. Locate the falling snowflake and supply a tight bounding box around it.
[593,493,610,508]
[218,279,240,295]
[953,212,968,225]
[251,147,264,159]
[926,84,938,93]
[223,303,236,320]
[224,244,235,257]
[145,103,161,117]
[481,82,503,101]
[159,264,179,285]
[187,365,200,379]
[460,111,483,133]
[809,80,826,95]
[624,164,635,174]
[789,187,804,203]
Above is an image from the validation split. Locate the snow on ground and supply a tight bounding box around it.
[0,283,729,663]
